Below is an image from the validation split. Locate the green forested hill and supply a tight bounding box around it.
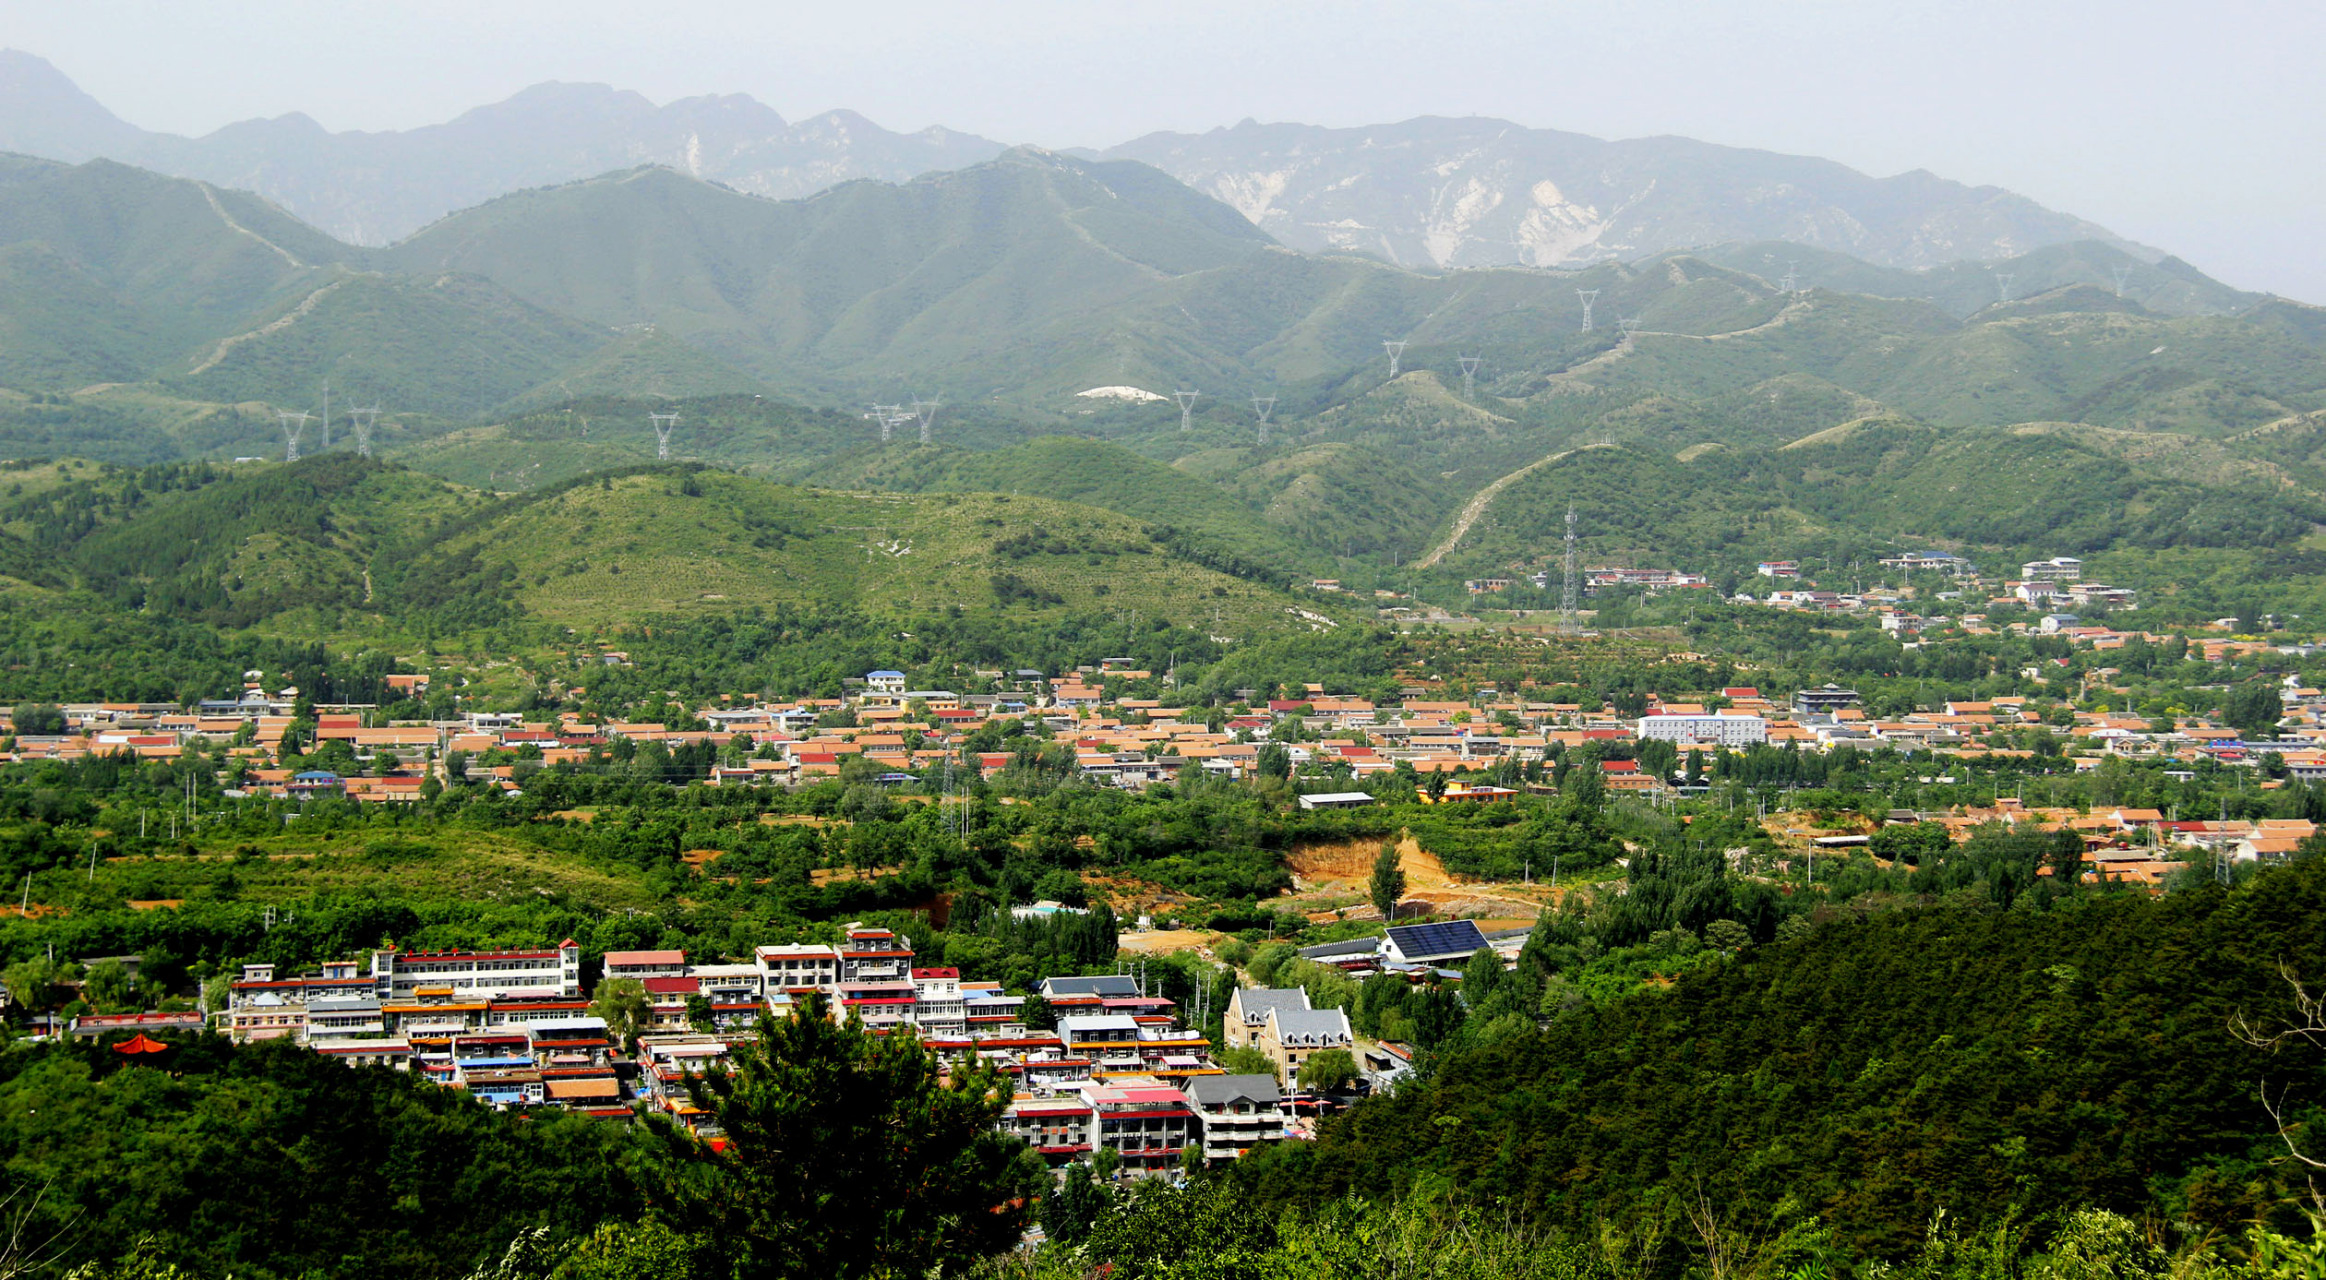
[1427,420,2325,584]
[1234,859,2326,1256]
[6,149,2326,607]
[376,152,1278,402]
[0,455,1344,641]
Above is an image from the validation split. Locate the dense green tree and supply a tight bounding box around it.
[2224,683,2286,738]
[1369,842,1406,921]
[9,703,65,736]
[1039,1161,1108,1247]
[683,992,1045,1279]
[1296,1047,1358,1093]
[591,977,650,1051]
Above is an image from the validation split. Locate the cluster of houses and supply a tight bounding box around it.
[1849,801,2319,886]
[10,655,2325,809]
[1733,554,2142,622]
[209,921,1429,1170]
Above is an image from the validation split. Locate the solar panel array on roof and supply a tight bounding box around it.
[1384,920,1490,962]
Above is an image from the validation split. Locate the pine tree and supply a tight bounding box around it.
[1370,842,1406,922]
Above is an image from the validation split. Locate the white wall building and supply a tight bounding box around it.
[1634,713,1769,748]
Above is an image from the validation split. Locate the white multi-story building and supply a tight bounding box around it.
[1634,713,1769,748]
[755,943,841,994]
[911,967,967,1037]
[371,940,581,1001]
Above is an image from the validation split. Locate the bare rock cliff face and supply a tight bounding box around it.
[1101,117,2147,270]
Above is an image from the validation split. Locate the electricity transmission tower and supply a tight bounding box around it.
[1560,504,1580,634]
[649,412,681,460]
[319,382,331,451]
[344,404,381,458]
[1174,390,1200,432]
[866,405,912,444]
[1994,273,2015,303]
[1617,317,1642,352]
[1383,341,1408,377]
[910,397,941,444]
[1458,356,1482,399]
[277,411,311,463]
[1250,395,1276,445]
[1576,288,1600,333]
[2111,265,2132,298]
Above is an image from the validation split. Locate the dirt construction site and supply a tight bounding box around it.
[1282,834,1564,932]
[1110,831,1581,956]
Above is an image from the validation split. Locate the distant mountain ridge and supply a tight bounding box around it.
[4,49,2146,273]
[1096,116,2154,272]
[0,50,1007,245]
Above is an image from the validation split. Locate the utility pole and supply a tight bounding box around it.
[1560,504,1579,635]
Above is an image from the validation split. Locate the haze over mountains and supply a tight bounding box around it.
[1,48,2149,273]
[6,39,2326,627]
[0,49,1009,246]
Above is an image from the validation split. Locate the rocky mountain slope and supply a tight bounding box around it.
[5,49,2148,274]
[1099,116,2150,271]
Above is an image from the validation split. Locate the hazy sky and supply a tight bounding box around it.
[5,0,2321,299]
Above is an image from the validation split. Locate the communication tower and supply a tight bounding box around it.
[1458,355,1482,399]
[1174,390,1200,432]
[1576,289,1599,333]
[1383,340,1407,377]
[277,411,311,463]
[1560,504,1579,634]
[649,412,681,460]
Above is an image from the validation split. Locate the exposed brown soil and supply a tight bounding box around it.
[1118,929,1217,956]
[1285,833,1561,920]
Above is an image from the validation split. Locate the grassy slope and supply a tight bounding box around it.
[810,435,1326,574]
[426,468,1337,635]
